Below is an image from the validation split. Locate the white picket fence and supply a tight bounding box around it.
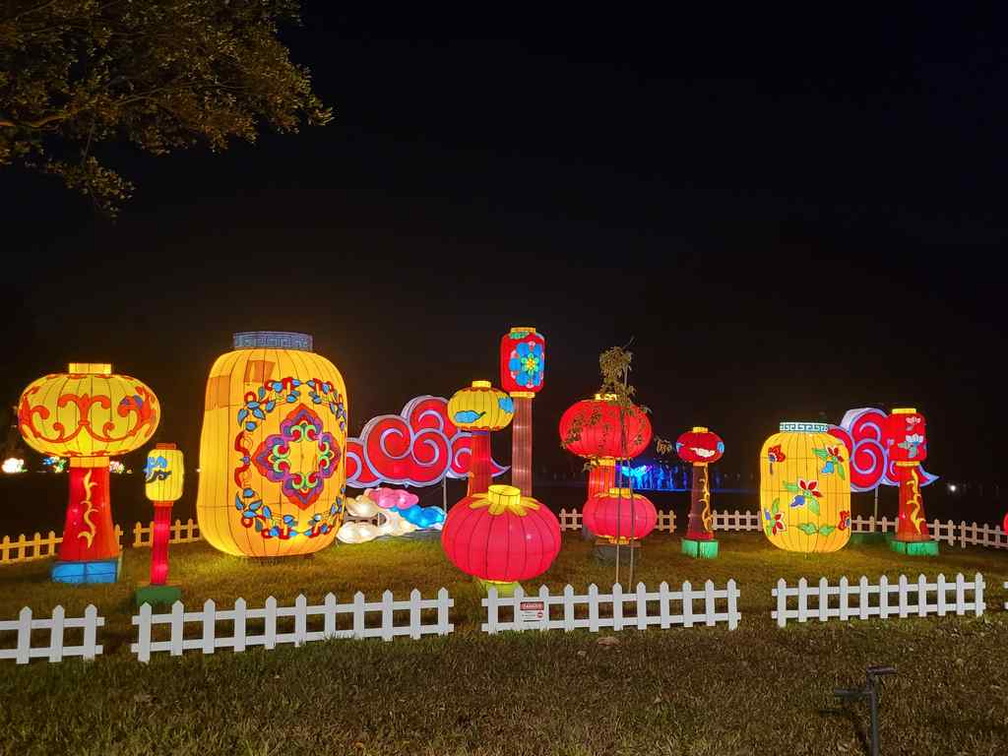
[557,508,676,533]
[483,580,740,634]
[131,518,201,547]
[0,605,104,664]
[772,573,986,627]
[131,588,454,662]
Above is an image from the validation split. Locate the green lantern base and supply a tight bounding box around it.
[592,539,641,566]
[475,578,520,597]
[681,538,719,559]
[889,539,939,557]
[134,584,182,608]
[850,532,889,546]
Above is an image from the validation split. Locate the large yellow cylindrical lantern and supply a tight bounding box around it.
[196,332,348,558]
[759,422,851,553]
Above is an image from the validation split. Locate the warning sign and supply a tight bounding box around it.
[517,600,547,628]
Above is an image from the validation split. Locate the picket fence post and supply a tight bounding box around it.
[727,579,739,630]
[233,598,247,652]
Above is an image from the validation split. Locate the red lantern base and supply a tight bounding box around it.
[475,577,520,597]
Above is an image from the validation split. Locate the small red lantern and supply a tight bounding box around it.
[583,487,657,543]
[559,394,652,499]
[675,427,724,549]
[883,408,932,546]
[441,484,561,592]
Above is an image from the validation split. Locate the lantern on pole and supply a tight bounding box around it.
[559,393,652,502]
[441,483,561,596]
[499,327,545,496]
[884,408,937,556]
[135,443,184,606]
[17,363,160,582]
[447,381,514,495]
[675,426,725,559]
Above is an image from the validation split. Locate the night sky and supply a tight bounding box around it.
[2,8,1005,517]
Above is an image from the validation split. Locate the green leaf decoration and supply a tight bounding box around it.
[771,498,780,514]
[812,448,828,459]
[818,525,836,536]
[837,465,846,481]
[783,482,799,493]
[807,498,821,516]
[798,523,819,535]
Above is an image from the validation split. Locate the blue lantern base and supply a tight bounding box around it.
[51,556,121,584]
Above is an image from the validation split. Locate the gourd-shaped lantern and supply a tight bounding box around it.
[676,427,725,559]
[196,332,348,558]
[441,484,560,594]
[883,408,937,556]
[17,362,160,582]
[143,443,184,590]
[559,393,652,500]
[583,487,657,543]
[447,381,513,495]
[759,422,851,553]
[499,327,545,496]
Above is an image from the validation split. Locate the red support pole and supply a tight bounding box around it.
[587,458,616,498]
[510,394,534,496]
[150,504,172,585]
[469,431,492,496]
[686,463,715,540]
[895,462,929,541]
[59,458,117,562]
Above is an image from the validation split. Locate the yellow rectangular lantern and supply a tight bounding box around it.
[196,332,348,557]
[144,444,184,502]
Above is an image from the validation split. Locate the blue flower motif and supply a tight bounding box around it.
[498,396,514,414]
[508,341,545,388]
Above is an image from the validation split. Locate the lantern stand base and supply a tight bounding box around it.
[681,538,719,559]
[475,578,520,598]
[592,539,640,565]
[889,539,939,557]
[51,556,121,584]
[850,532,888,546]
[134,584,182,608]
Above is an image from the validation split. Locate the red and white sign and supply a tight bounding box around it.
[518,599,546,627]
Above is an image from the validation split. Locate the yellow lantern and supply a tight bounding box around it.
[196,332,348,558]
[759,422,851,553]
[144,444,184,502]
[447,380,513,495]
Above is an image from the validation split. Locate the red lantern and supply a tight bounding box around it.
[499,327,546,496]
[441,484,561,588]
[559,394,652,499]
[883,408,931,543]
[1002,511,1008,534]
[583,487,657,542]
[675,427,724,542]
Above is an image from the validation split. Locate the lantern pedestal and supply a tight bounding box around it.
[475,578,520,598]
[134,584,182,608]
[889,539,939,557]
[681,538,719,559]
[592,539,641,565]
[51,555,121,584]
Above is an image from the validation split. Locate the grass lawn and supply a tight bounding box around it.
[1,534,1006,755]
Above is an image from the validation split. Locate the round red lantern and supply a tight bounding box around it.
[675,427,724,465]
[559,393,653,500]
[1002,511,1008,535]
[583,487,657,543]
[441,484,561,592]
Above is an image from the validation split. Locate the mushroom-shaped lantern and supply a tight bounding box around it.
[499,326,546,496]
[675,426,725,559]
[883,408,937,556]
[18,362,160,583]
[447,381,514,495]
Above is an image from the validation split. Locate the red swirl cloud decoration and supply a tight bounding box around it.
[828,407,937,492]
[346,395,508,488]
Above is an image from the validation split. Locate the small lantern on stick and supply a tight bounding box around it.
[884,408,937,557]
[447,381,514,495]
[675,427,724,559]
[135,443,184,606]
[499,327,545,496]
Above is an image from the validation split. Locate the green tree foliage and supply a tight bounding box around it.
[0,0,332,213]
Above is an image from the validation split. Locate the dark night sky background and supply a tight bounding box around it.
[1,7,1005,520]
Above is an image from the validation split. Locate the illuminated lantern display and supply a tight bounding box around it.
[499,326,546,496]
[136,443,184,606]
[446,381,513,495]
[17,362,160,582]
[559,393,653,505]
[883,408,937,556]
[195,332,348,558]
[675,427,725,559]
[441,484,561,595]
[584,487,657,542]
[1002,511,1008,535]
[759,422,851,553]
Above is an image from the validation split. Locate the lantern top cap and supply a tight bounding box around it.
[507,326,538,334]
[691,426,709,433]
[593,392,618,402]
[154,443,177,450]
[605,486,637,497]
[779,421,830,433]
[68,363,112,375]
[488,484,521,501]
[233,331,313,351]
[471,380,492,388]
[891,407,918,415]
